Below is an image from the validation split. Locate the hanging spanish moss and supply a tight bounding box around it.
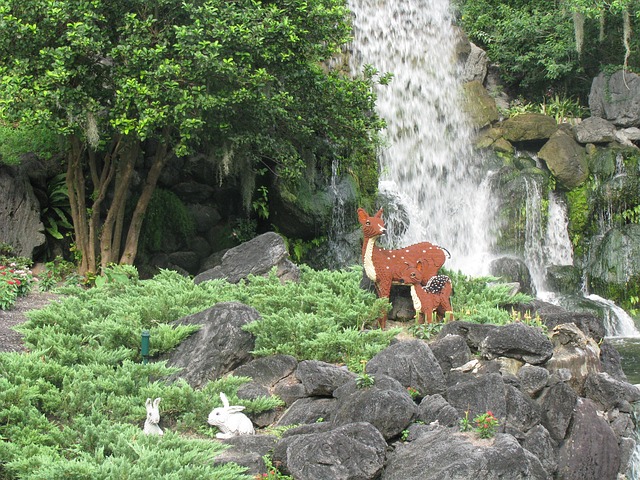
[623,9,631,71]
[573,10,585,56]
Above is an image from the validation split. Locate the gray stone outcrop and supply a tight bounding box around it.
[0,164,45,257]
[365,339,447,397]
[589,70,640,127]
[481,322,553,365]
[273,422,387,480]
[194,232,300,284]
[557,398,621,480]
[573,116,617,143]
[162,302,258,388]
[168,311,637,479]
[382,427,549,480]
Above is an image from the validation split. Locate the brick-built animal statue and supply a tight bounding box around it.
[357,207,449,329]
[400,260,454,324]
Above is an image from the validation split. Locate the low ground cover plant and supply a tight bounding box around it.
[0,263,529,478]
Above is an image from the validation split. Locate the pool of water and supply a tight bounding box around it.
[608,337,640,385]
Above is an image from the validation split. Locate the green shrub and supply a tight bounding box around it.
[0,124,60,165]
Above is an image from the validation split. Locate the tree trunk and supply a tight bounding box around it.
[120,133,173,265]
[99,139,136,270]
[66,136,93,275]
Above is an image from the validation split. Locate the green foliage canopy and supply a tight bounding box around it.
[0,0,382,169]
[457,0,639,100]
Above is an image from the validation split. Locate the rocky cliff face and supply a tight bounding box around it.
[460,40,640,309]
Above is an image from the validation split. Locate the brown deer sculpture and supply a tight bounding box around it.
[357,207,449,329]
[401,260,454,324]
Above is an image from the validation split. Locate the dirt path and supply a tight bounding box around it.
[0,290,60,353]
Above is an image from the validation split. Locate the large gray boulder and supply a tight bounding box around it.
[417,394,460,427]
[517,364,550,397]
[162,302,257,387]
[213,434,278,477]
[232,354,299,387]
[332,375,417,440]
[274,422,387,480]
[573,116,617,144]
[382,427,548,480]
[557,398,621,480]
[429,334,472,376]
[296,360,356,396]
[193,232,300,284]
[522,425,558,476]
[276,397,338,426]
[447,372,507,422]
[538,127,589,189]
[537,381,578,443]
[0,164,45,257]
[366,339,447,397]
[481,322,553,365]
[589,70,640,127]
[583,372,640,412]
[505,384,541,435]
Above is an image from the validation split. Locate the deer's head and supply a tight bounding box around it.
[357,207,386,239]
[399,260,425,285]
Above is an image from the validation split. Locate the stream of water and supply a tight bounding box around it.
[348,0,495,276]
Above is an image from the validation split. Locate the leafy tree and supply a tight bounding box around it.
[0,0,384,275]
[457,0,638,100]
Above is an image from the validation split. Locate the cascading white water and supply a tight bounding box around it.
[526,182,575,297]
[348,0,495,276]
[523,177,546,293]
[545,191,573,267]
[587,294,640,337]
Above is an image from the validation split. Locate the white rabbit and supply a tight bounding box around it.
[143,397,164,436]
[207,392,254,439]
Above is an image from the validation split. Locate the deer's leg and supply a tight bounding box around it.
[376,278,392,329]
[425,307,434,324]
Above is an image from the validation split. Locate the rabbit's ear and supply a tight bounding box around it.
[227,406,246,413]
[220,392,229,408]
[153,398,161,408]
[146,398,152,408]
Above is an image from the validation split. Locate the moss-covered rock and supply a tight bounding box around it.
[501,113,558,142]
[538,128,589,190]
[462,80,500,129]
[586,224,640,307]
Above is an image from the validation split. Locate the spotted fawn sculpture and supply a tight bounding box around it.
[357,207,448,329]
[401,260,454,324]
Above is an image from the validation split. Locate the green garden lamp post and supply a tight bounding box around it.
[141,330,150,365]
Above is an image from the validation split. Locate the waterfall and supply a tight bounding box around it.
[326,159,357,267]
[522,178,574,296]
[587,294,640,338]
[523,177,546,293]
[348,0,495,276]
[545,191,573,267]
